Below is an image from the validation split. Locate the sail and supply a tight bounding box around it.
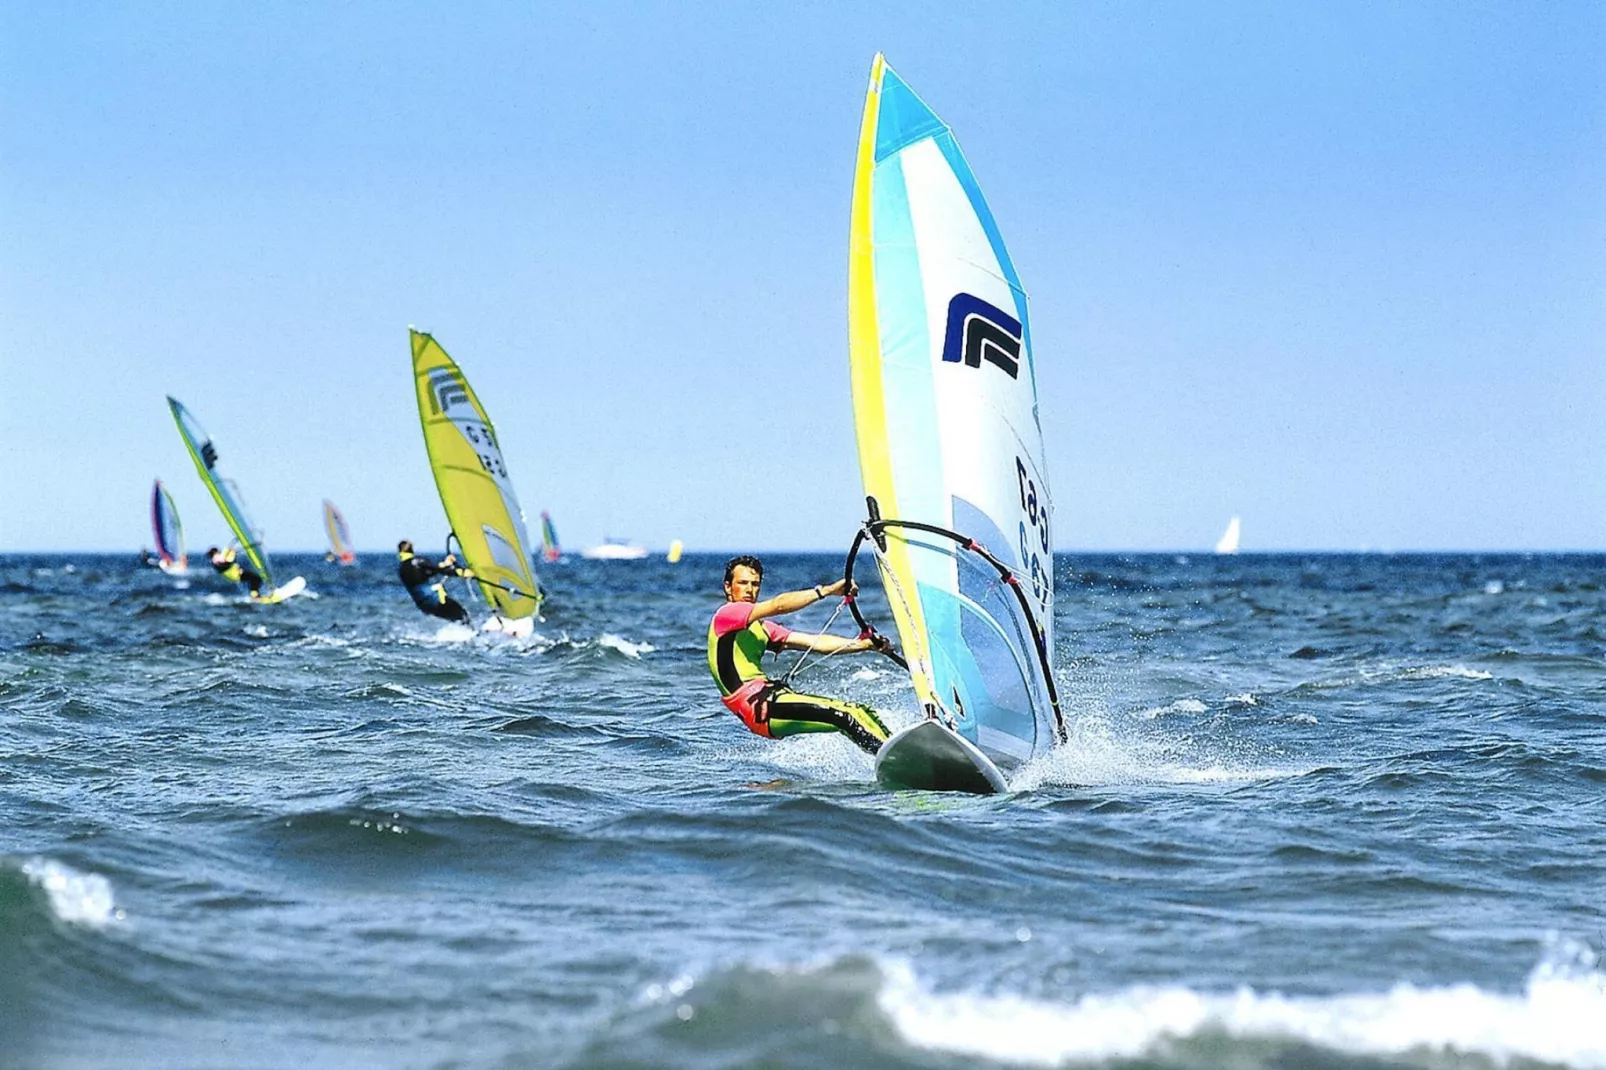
[324,499,356,564]
[410,329,541,619]
[539,511,562,562]
[167,397,274,588]
[847,55,1059,769]
[150,479,185,569]
[1215,516,1241,555]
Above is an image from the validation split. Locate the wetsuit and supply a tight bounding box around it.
[211,549,264,597]
[398,551,471,624]
[706,601,888,755]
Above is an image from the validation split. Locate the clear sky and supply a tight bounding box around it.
[3,2,1603,554]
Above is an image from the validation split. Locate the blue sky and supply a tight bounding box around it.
[3,2,1603,553]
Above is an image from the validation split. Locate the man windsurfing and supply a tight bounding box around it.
[397,540,473,625]
[707,555,892,755]
[207,546,264,599]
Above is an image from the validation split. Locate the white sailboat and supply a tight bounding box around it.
[1215,516,1241,555]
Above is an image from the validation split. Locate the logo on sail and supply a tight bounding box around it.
[941,293,1021,379]
[428,370,471,414]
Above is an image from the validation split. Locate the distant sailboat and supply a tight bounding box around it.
[150,479,187,574]
[666,539,684,564]
[581,538,648,561]
[323,499,356,565]
[539,511,562,562]
[1215,516,1241,555]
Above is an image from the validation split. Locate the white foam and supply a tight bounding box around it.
[879,949,1606,1069]
[1133,698,1208,720]
[1484,580,1505,595]
[598,634,655,658]
[1403,664,1494,682]
[429,623,476,644]
[202,593,230,606]
[1224,692,1258,707]
[244,624,269,638]
[20,858,123,928]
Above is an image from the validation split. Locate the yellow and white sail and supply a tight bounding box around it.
[849,55,1058,769]
[411,329,541,620]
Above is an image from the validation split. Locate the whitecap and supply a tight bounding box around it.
[1402,664,1494,682]
[598,634,655,658]
[877,949,1606,1069]
[20,857,123,928]
[1484,580,1505,595]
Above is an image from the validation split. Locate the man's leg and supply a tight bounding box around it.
[763,688,889,755]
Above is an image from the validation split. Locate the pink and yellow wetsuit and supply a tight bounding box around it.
[707,601,889,755]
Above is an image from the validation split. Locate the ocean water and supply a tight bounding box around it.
[2,551,1604,1069]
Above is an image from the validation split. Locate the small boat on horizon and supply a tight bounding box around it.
[580,538,649,561]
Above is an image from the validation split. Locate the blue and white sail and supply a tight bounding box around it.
[848,55,1061,774]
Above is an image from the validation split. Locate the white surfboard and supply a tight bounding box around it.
[875,719,1008,794]
[260,575,307,603]
[482,614,534,639]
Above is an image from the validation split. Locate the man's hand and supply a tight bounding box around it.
[820,578,858,599]
[869,633,894,655]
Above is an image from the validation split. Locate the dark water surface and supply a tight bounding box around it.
[3,552,1604,1068]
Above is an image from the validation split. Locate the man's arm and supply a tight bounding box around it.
[777,630,889,656]
[748,578,854,622]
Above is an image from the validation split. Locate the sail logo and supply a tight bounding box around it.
[941,293,1021,379]
[200,442,219,470]
[428,370,471,414]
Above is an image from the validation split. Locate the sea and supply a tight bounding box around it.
[2,551,1604,1069]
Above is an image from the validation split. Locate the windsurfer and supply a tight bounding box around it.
[707,555,891,755]
[397,540,472,625]
[207,546,264,598]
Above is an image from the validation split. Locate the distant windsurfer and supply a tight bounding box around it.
[707,555,892,755]
[207,546,264,598]
[140,548,161,569]
[397,540,473,625]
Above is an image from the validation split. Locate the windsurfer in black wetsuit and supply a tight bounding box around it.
[207,546,265,598]
[396,540,473,624]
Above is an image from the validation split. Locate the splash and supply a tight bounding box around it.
[1010,711,1313,791]
[1133,698,1208,720]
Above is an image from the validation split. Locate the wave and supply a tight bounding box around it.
[570,947,1606,1069]
[2,856,122,929]
[881,944,1606,1069]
